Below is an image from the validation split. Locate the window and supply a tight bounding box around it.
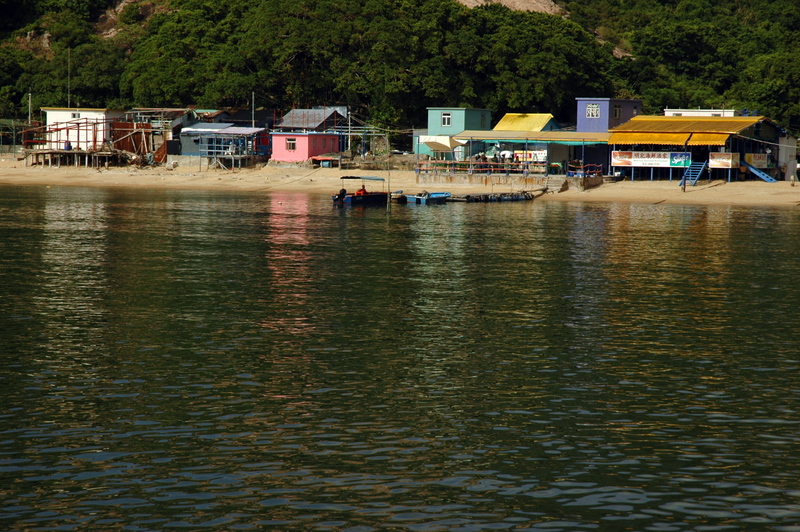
[442,112,451,127]
[71,113,80,119]
[312,137,317,149]
[286,138,296,151]
[323,138,327,149]
[480,114,486,128]
[586,104,600,118]
[613,104,621,119]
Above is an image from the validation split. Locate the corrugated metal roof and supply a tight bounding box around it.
[455,130,610,144]
[609,132,690,145]
[687,133,730,146]
[610,116,762,134]
[493,113,556,132]
[278,109,343,129]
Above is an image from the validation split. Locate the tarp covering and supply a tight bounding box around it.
[609,132,690,145]
[420,135,468,151]
[687,133,730,146]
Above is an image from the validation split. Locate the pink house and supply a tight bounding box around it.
[270,132,341,162]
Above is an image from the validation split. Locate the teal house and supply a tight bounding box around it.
[415,107,492,159]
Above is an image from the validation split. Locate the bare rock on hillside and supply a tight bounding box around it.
[457,0,566,16]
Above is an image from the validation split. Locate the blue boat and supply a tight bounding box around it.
[404,191,452,205]
[332,176,388,206]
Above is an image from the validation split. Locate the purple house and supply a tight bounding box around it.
[576,97,641,133]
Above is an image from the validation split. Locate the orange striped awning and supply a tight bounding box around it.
[688,133,730,146]
[609,132,690,145]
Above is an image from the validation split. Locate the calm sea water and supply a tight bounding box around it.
[2,185,800,532]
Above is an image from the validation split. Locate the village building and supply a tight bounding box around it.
[198,108,276,130]
[118,107,199,164]
[608,114,796,183]
[269,108,348,164]
[576,97,641,132]
[415,107,493,160]
[664,108,741,117]
[20,107,130,167]
[38,107,124,151]
[177,122,268,169]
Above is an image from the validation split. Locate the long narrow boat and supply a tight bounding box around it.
[332,176,388,206]
[449,191,541,202]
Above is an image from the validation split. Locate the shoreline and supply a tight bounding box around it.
[2,158,800,208]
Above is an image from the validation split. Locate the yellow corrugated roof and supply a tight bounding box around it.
[610,116,761,134]
[493,113,555,132]
[688,133,730,146]
[609,132,690,145]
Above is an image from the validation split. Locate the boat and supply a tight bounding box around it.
[404,191,452,205]
[390,190,408,204]
[332,176,388,206]
[449,190,542,203]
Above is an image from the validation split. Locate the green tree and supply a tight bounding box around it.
[728,52,800,134]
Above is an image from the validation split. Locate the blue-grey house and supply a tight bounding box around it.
[179,122,269,161]
[415,107,493,159]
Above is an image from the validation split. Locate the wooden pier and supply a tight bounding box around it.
[23,148,128,168]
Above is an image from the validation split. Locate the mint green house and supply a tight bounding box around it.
[414,107,492,159]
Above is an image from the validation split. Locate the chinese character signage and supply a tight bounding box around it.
[514,150,548,163]
[612,151,691,167]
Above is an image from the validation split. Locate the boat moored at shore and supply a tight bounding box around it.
[332,176,388,206]
[404,191,452,205]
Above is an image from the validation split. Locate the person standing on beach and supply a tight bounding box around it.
[786,159,797,186]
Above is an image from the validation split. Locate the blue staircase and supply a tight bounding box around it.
[679,161,707,187]
[741,160,778,183]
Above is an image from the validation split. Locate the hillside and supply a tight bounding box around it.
[457,0,565,15]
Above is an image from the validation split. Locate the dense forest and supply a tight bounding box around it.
[1,0,799,135]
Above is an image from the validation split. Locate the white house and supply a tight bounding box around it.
[663,108,741,117]
[41,108,125,151]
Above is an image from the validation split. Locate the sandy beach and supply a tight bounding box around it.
[2,156,800,208]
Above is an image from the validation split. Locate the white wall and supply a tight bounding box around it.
[43,108,124,150]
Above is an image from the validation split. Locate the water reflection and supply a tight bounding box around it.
[2,187,800,530]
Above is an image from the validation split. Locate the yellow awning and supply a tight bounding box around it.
[688,133,730,146]
[609,132,690,145]
[609,116,762,134]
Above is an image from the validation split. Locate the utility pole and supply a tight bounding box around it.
[67,48,71,107]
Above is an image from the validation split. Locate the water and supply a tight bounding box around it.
[2,185,800,531]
